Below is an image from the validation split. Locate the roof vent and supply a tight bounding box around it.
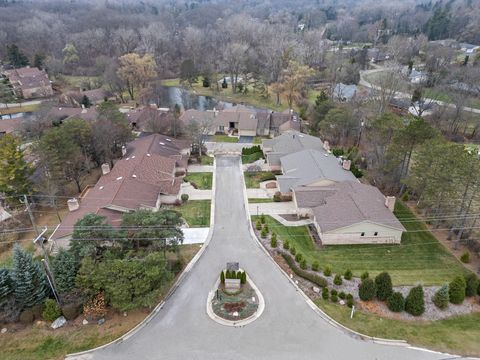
[126,157,130,161]
[165,138,172,142]
[116,176,123,180]
[159,142,165,145]
[147,153,151,157]
[132,174,137,178]
[131,155,135,159]
[99,186,104,190]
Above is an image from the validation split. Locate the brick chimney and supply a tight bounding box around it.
[67,198,79,212]
[385,196,396,212]
[342,159,351,171]
[101,163,111,175]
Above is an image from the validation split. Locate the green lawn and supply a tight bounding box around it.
[316,299,480,357]
[241,152,264,164]
[175,200,211,227]
[248,198,274,203]
[184,173,212,189]
[213,135,238,143]
[244,171,276,188]
[253,202,469,285]
[199,155,214,165]
[253,137,265,144]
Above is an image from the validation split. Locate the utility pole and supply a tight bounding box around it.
[33,227,61,304]
[23,194,39,236]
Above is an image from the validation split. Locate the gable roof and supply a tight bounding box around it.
[50,133,189,240]
[294,182,405,232]
[277,149,356,192]
[263,131,323,166]
[333,83,357,100]
[3,67,51,92]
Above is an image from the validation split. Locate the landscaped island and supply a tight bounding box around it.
[207,263,263,325]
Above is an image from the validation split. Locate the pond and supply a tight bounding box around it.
[147,85,261,112]
[0,112,30,120]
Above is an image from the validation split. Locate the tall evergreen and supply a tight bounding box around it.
[52,249,78,294]
[11,245,48,310]
[0,267,12,306]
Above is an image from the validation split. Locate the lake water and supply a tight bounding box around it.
[0,112,29,120]
[148,85,260,111]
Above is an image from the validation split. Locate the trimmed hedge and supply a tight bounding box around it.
[387,292,405,312]
[405,285,425,316]
[322,287,329,300]
[311,261,320,272]
[323,265,332,276]
[282,253,328,288]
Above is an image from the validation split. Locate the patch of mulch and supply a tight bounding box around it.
[223,302,245,313]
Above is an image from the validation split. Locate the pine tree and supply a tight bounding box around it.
[0,267,13,306]
[52,249,78,294]
[375,272,393,301]
[12,245,48,310]
[432,284,449,309]
[405,285,425,316]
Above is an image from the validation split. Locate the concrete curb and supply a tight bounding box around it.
[206,272,265,327]
[237,158,409,347]
[65,159,218,360]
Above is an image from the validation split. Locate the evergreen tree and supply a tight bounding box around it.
[432,284,449,309]
[6,44,29,68]
[52,249,78,294]
[465,274,479,297]
[80,95,92,108]
[405,285,425,316]
[358,278,376,301]
[449,276,466,304]
[0,267,13,307]
[33,53,46,69]
[11,245,48,310]
[0,134,33,203]
[375,272,393,301]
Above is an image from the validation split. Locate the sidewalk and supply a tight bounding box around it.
[181,228,210,244]
[271,214,312,227]
[180,183,212,200]
[248,202,296,216]
[187,164,213,173]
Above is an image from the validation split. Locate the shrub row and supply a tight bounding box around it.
[282,253,328,288]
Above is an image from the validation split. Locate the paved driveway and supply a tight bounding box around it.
[71,156,453,360]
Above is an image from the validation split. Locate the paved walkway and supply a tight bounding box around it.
[180,183,212,200]
[248,201,297,216]
[271,214,313,227]
[181,228,210,244]
[187,164,214,173]
[68,156,457,360]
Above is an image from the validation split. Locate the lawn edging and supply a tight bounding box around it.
[65,158,218,359]
[238,158,410,347]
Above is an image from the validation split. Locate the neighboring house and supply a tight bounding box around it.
[262,131,324,171]
[459,43,480,55]
[388,98,410,116]
[2,67,53,99]
[332,83,357,102]
[126,106,174,132]
[409,69,428,84]
[367,48,391,63]
[293,181,405,245]
[61,88,114,106]
[276,149,357,193]
[47,106,99,123]
[0,114,24,136]
[50,134,191,243]
[0,205,12,222]
[180,107,299,137]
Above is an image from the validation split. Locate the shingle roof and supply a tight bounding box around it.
[295,182,405,232]
[263,131,323,166]
[277,149,356,192]
[3,67,51,92]
[51,133,190,240]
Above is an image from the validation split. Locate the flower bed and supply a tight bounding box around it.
[211,282,259,321]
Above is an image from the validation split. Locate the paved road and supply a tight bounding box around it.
[359,67,480,115]
[72,156,457,360]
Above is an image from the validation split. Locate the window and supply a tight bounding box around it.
[374,232,378,236]
[219,125,224,131]
[360,232,365,237]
